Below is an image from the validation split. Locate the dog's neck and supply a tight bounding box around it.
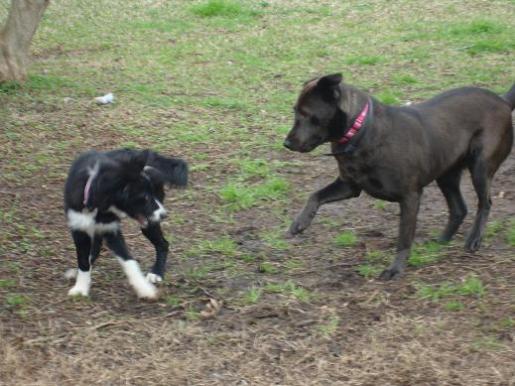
[329,85,373,154]
[339,84,369,120]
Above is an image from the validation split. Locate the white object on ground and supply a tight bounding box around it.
[94,93,114,105]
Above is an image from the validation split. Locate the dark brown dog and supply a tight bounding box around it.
[284,74,514,279]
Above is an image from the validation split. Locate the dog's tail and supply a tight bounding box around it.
[502,83,515,110]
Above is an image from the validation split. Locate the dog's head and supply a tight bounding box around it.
[84,150,188,227]
[284,73,346,153]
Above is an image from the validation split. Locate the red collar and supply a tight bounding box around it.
[337,100,370,145]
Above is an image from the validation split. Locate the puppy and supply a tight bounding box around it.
[64,148,188,299]
[284,74,514,279]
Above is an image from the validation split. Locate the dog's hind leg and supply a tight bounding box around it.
[68,231,93,297]
[288,177,361,236]
[436,168,467,243]
[104,232,158,299]
[65,236,103,282]
[89,236,103,265]
[380,191,421,280]
[141,223,169,284]
[465,152,492,252]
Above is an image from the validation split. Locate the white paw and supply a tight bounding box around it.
[68,286,89,297]
[64,268,77,280]
[136,282,158,300]
[146,273,163,284]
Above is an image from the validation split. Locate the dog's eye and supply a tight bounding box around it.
[310,116,320,125]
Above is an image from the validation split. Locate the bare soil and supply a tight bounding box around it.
[0,98,514,385]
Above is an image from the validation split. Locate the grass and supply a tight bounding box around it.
[318,315,340,338]
[265,281,312,302]
[258,261,279,274]
[334,231,358,247]
[356,264,382,278]
[219,177,289,211]
[242,287,262,304]
[0,0,514,384]
[408,241,445,267]
[416,275,485,302]
[506,219,515,247]
[186,236,238,258]
[190,0,259,18]
[0,279,16,288]
[485,220,503,240]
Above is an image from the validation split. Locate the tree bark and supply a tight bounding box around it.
[0,0,49,83]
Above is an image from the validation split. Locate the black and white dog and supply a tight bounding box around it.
[64,149,188,299]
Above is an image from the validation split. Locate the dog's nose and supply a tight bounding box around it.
[283,138,293,149]
[160,212,168,220]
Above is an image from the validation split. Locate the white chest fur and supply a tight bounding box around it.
[67,209,119,236]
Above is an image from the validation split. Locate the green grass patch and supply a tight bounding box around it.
[191,0,259,18]
[237,158,271,179]
[444,300,465,311]
[416,275,485,302]
[242,287,263,304]
[219,177,289,211]
[334,231,358,247]
[408,241,444,267]
[0,279,16,288]
[265,281,311,302]
[184,266,210,280]
[447,20,503,37]
[345,55,384,66]
[506,220,515,247]
[318,315,340,338]
[375,90,401,105]
[261,230,289,250]
[5,294,28,308]
[392,74,418,85]
[164,295,182,307]
[485,220,504,240]
[356,264,382,278]
[374,200,387,210]
[258,261,279,274]
[186,236,238,258]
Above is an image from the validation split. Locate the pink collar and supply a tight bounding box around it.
[83,174,94,206]
[337,100,370,145]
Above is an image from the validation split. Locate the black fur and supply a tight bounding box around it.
[285,74,514,280]
[64,148,188,298]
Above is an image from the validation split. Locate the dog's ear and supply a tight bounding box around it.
[144,153,188,188]
[317,73,342,102]
[319,73,342,87]
[122,150,150,180]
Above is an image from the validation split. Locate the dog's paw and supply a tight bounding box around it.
[288,217,311,236]
[64,268,77,280]
[379,267,403,281]
[464,236,481,252]
[135,282,158,300]
[146,272,163,284]
[68,285,89,297]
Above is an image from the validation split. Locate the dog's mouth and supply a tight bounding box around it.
[135,214,148,227]
[297,137,325,153]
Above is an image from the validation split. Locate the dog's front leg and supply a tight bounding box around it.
[380,192,421,280]
[104,231,158,300]
[289,178,361,236]
[141,223,169,284]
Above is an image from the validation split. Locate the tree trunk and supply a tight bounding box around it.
[0,0,49,83]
